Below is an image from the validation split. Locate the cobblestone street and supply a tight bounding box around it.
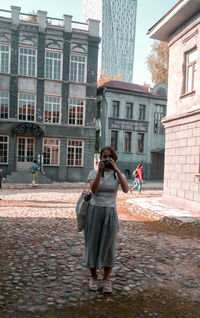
[0,188,200,318]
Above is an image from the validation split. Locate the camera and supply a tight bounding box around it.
[103,158,113,169]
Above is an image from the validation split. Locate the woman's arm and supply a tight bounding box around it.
[89,161,104,194]
[110,160,129,193]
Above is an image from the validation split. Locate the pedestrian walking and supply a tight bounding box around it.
[132,163,143,193]
[29,160,39,187]
[0,168,5,199]
[84,146,129,293]
[37,151,45,175]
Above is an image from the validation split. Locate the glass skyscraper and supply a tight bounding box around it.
[83,0,137,82]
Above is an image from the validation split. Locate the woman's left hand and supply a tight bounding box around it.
[108,158,118,172]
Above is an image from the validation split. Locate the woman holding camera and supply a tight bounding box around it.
[84,146,129,293]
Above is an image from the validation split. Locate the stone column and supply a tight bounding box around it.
[11,6,21,27]
[37,10,47,32]
[63,15,72,33]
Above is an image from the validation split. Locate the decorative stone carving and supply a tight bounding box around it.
[0,32,11,42]
[20,34,38,46]
[12,123,44,136]
[46,37,63,49]
[71,42,87,53]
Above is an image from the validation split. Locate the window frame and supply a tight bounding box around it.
[69,54,87,83]
[124,131,132,153]
[44,95,61,124]
[43,138,60,166]
[0,90,9,119]
[185,48,197,94]
[137,133,144,153]
[45,49,63,81]
[67,139,84,167]
[18,46,37,77]
[0,135,9,164]
[68,98,85,126]
[110,130,118,151]
[126,102,133,119]
[0,44,10,74]
[112,100,120,118]
[139,104,146,121]
[18,92,36,122]
[154,104,166,134]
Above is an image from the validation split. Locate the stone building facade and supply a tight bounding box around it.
[96,81,167,180]
[148,0,200,212]
[0,6,100,182]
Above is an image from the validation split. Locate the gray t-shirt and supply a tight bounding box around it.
[88,170,124,207]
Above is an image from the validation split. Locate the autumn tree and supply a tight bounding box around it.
[146,41,169,84]
[97,70,122,87]
[26,11,38,22]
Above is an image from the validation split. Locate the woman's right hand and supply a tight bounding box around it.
[98,160,104,174]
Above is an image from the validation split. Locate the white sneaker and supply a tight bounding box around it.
[89,276,98,291]
[102,279,112,293]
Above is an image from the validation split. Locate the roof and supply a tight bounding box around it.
[98,81,167,98]
[148,0,200,41]
[99,81,149,93]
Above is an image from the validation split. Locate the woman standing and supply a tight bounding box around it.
[132,163,143,193]
[84,146,129,293]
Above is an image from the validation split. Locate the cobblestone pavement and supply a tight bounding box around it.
[0,188,200,317]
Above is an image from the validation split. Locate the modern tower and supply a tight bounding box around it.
[83,0,137,83]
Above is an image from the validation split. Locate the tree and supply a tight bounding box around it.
[146,41,169,84]
[97,70,122,87]
[26,11,38,23]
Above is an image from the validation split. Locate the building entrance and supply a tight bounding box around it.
[16,137,35,171]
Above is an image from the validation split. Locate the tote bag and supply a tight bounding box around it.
[75,184,91,232]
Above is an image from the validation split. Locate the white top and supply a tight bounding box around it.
[88,169,123,207]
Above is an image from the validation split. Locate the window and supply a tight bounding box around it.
[139,104,145,120]
[0,45,10,73]
[185,49,197,93]
[43,138,60,166]
[45,51,62,80]
[137,133,144,153]
[126,103,133,119]
[111,130,118,151]
[68,99,84,126]
[67,140,83,166]
[44,96,61,124]
[70,55,86,83]
[124,132,131,153]
[154,104,166,133]
[18,93,36,121]
[0,135,8,163]
[19,47,37,77]
[0,91,9,119]
[112,101,119,117]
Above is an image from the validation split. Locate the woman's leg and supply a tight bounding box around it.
[90,267,97,277]
[104,267,112,279]
[138,179,142,193]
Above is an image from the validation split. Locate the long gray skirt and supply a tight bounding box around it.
[84,205,119,270]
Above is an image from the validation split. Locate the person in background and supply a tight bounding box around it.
[38,151,45,175]
[0,168,5,199]
[84,146,129,293]
[29,160,39,187]
[132,163,143,193]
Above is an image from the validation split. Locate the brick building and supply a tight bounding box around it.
[0,6,100,182]
[148,0,200,212]
[96,81,167,180]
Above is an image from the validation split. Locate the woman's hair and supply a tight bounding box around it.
[33,159,37,164]
[100,146,118,161]
[138,163,143,168]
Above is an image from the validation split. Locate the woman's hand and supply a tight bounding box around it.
[98,160,105,174]
[108,158,119,172]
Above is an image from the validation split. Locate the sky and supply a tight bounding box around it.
[1,0,178,86]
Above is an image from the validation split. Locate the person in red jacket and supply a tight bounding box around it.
[132,163,143,193]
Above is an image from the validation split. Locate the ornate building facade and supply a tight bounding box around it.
[0,6,100,182]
